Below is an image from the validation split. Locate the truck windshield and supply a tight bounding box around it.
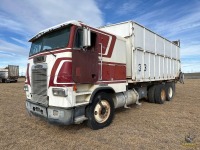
[29,26,71,56]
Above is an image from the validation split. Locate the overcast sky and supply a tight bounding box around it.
[0,0,200,74]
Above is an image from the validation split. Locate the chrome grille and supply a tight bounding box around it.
[31,66,48,106]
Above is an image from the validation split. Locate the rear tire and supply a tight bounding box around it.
[165,82,175,101]
[86,92,114,130]
[155,85,166,104]
[148,86,156,103]
[2,79,5,83]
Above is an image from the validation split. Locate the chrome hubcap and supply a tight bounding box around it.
[168,87,173,98]
[161,89,166,101]
[94,100,111,123]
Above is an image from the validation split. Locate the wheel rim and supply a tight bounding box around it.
[94,100,111,123]
[168,87,173,98]
[161,89,166,101]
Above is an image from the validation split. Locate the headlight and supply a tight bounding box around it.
[52,88,67,97]
[24,85,29,91]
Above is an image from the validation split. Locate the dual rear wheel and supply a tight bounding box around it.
[148,82,175,104]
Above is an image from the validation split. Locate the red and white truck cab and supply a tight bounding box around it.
[24,20,182,129]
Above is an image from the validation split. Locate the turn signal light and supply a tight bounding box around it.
[73,85,77,91]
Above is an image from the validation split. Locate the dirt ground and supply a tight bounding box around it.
[0,79,200,150]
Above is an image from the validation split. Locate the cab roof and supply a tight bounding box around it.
[29,20,126,43]
[29,20,81,42]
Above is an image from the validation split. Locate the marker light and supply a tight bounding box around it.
[24,85,29,91]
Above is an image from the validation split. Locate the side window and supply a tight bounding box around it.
[74,29,83,48]
[74,29,97,50]
[88,32,97,51]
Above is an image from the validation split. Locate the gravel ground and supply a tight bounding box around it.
[0,79,200,150]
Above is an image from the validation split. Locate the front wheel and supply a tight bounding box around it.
[86,92,114,130]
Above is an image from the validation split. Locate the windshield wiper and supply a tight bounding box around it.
[42,49,56,57]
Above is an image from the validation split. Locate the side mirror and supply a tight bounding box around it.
[83,28,91,47]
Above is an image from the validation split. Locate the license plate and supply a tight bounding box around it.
[30,103,47,117]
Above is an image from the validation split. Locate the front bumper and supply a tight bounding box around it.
[26,100,74,125]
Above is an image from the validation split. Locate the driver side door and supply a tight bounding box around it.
[72,28,99,83]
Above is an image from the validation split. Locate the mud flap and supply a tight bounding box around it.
[179,72,184,84]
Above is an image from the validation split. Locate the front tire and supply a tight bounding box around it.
[86,92,114,130]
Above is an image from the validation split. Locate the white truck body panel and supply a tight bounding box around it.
[99,21,180,82]
[8,65,19,77]
[0,69,8,78]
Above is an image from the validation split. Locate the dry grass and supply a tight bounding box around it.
[0,79,200,150]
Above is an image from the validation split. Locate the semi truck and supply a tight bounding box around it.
[0,65,19,83]
[24,20,183,130]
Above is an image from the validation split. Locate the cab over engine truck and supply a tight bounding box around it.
[24,20,182,130]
